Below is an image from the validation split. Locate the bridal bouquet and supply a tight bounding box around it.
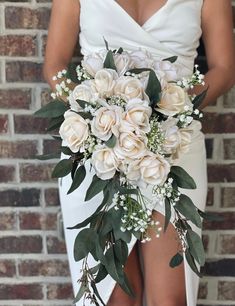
[35,40,210,305]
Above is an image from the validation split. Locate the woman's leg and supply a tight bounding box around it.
[107,243,144,306]
[140,210,187,306]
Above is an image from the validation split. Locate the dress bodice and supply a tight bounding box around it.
[79,0,203,76]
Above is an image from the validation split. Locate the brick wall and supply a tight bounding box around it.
[0,0,234,305]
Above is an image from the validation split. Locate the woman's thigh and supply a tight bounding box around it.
[107,243,143,306]
[140,210,187,306]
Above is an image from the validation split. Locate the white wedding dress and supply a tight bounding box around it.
[58,0,208,305]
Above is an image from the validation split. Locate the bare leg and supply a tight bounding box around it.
[107,243,143,306]
[141,210,187,306]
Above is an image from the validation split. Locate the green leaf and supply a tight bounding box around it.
[174,194,202,228]
[117,186,138,196]
[164,198,171,232]
[145,70,161,106]
[198,209,224,221]
[67,165,86,194]
[73,228,98,261]
[47,116,64,131]
[186,229,205,266]
[170,166,196,189]
[185,249,202,277]
[51,159,73,178]
[103,50,117,71]
[95,264,108,283]
[73,283,87,303]
[34,100,68,118]
[126,68,151,75]
[85,175,110,201]
[61,146,73,155]
[78,112,93,120]
[76,99,94,109]
[105,134,117,148]
[114,240,128,265]
[103,37,109,50]
[163,56,178,63]
[116,47,123,54]
[169,252,183,267]
[36,152,60,160]
[91,281,106,306]
[192,87,208,110]
[66,62,79,84]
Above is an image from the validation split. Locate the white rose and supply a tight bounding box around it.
[69,82,97,112]
[114,128,147,161]
[114,51,134,75]
[126,152,170,188]
[91,146,119,180]
[130,48,154,68]
[156,84,193,116]
[59,110,89,153]
[153,60,179,82]
[94,68,118,98]
[91,105,122,141]
[114,76,145,100]
[161,117,181,154]
[124,98,152,133]
[81,52,104,77]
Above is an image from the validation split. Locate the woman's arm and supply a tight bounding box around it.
[43,0,80,90]
[197,0,235,109]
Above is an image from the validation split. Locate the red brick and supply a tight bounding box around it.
[0,236,42,253]
[40,88,51,106]
[203,212,235,230]
[217,234,235,254]
[43,139,61,154]
[0,115,9,134]
[0,35,36,56]
[18,259,69,277]
[19,212,57,230]
[20,163,55,182]
[46,236,67,254]
[14,115,48,134]
[218,281,235,300]
[44,188,60,206]
[0,213,16,230]
[221,187,235,208]
[0,189,40,207]
[47,283,73,300]
[0,89,31,109]
[207,164,235,182]
[6,61,43,83]
[0,165,15,183]
[202,234,209,253]
[224,139,235,160]
[0,141,37,159]
[198,281,208,299]
[5,7,50,29]
[206,187,214,207]
[223,86,235,108]
[0,260,16,277]
[0,284,43,300]
[202,113,235,133]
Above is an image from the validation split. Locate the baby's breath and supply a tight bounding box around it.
[147,117,165,154]
[76,64,92,81]
[177,64,205,89]
[108,95,127,108]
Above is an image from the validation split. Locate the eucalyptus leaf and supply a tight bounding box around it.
[73,283,87,303]
[192,87,208,110]
[198,209,224,221]
[103,50,117,71]
[47,116,64,131]
[66,62,79,84]
[67,164,86,194]
[116,47,123,54]
[61,146,73,155]
[114,240,128,265]
[76,99,93,109]
[36,152,60,160]
[34,100,68,118]
[73,228,98,261]
[164,198,171,232]
[126,68,151,75]
[185,249,202,277]
[163,56,178,63]
[170,166,196,189]
[105,134,117,148]
[95,264,108,283]
[145,70,161,106]
[85,175,110,201]
[174,194,202,228]
[103,37,109,50]
[117,186,138,195]
[91,281,106,306]
[51,159,73,178]
[169,252,183,267]
[186,229,205,266]
[78,112,93,120]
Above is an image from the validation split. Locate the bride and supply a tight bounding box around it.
[43,1,235,306]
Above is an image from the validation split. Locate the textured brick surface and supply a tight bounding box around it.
[0,1,235,305]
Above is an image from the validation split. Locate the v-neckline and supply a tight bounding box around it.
[112,0,169,28]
